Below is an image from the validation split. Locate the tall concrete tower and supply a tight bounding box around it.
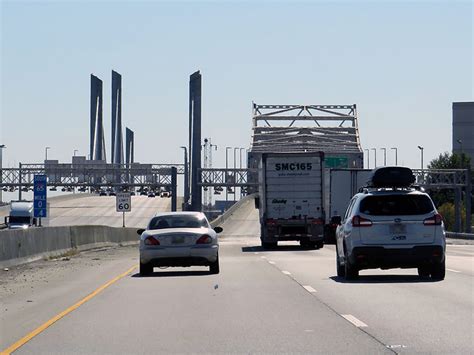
[125,127,134,167]
[189,71,202,211]
[90,74,106,161]
[111,70,124,165]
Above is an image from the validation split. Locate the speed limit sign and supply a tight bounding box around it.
[116,192,131,212]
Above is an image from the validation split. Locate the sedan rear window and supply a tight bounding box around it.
[359,195,435,216]
[148,215,209,229]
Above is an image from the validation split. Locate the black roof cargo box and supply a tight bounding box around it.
[366,166,415,188]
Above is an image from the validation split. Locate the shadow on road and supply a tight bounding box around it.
[329,275,440,284]
[241,245,321,252]
[131,270,211,278]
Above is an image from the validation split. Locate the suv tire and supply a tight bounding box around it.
[344,259,358,280]
[417,266,430,278]
[430,260,445,281]
[209,254,220,274]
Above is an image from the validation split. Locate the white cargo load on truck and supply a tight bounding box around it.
[265,156,323,219]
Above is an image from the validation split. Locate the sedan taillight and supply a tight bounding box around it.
[423,213,443,226]
[352,215,373,227]
[144,236,160,245]
[196,235,212,244]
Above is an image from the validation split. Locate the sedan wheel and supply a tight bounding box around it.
[140,262,153,276]
[209,254,220,274]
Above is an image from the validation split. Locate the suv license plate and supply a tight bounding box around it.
[389,224,406,234]
[172,236,185,244]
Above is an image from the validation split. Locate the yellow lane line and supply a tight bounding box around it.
[1,265,137,355]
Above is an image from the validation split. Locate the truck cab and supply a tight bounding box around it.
[5,201,36,229]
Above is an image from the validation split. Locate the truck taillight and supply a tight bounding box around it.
[144,236,160,245]
[423,213,443,226]
[266,219,277,226]
[310,218,324,225]
[352,215,373,227]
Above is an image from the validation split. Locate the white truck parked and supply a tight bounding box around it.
[255,152,325,249]
[4,201,37,229]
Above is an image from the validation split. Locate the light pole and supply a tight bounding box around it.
[391,147,398,166]
[73,149,79,157]
[371,148,377,168]
[0,145,5,203]
[380,148,387,166]
[364,148,370,169]
[180,146,189,209]
[239,147,245,198]
[417,146,424,170]
[225,147,232,201]
[45,146,51,161]
[233,147,239,202]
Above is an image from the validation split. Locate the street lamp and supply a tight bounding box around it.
[180,146,189,208]
[371,148,377,168]
[391,147,398,166]
[45,146,51,161]
[0,145,6,203]
[73,149,79,157]
[225,147,232,201]
[380,148,387,166]
[364,148,370,169]
[233,148,239,202]
[417,146,424,170]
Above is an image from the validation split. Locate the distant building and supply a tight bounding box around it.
[452,102,474,167]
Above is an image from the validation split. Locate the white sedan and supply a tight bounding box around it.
[138,212,222,275]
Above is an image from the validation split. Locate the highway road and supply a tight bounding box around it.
[1,198,473,354]
[1,194,171,228]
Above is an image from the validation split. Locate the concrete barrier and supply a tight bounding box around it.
[446,231,474,240]
[0,225,138,268]
[210,193,257,228]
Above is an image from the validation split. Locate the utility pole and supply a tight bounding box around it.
[225,147,232,202]
[180,146,189,210]
[364,148,370,169]
[0,145,5,204]
[45,146,51,161]
[380,148,387,166]
[417,146,424,170]
[371,148,377,168]
[391,147,398,166]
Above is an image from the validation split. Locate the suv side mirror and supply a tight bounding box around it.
[331,216,342,225]
[137,228,145,236]
[254,197,260,209]
[214,226,223,234]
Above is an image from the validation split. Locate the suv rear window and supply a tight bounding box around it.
[359,194,434,216]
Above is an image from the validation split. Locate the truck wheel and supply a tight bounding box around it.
[209,254,220,274]
[262,241,277,249]
[316,241,324,249]
[140,262,153,276]
[430,260,445,281]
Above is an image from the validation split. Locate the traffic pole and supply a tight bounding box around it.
[122,211,125,228]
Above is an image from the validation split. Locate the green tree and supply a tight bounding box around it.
[427,152,472,229]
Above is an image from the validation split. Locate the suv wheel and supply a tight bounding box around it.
[336,254,345,277]
[430,260,445,281]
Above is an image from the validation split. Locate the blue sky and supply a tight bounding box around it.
[1,0,472,170]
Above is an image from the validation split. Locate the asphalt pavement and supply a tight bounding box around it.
[1,199,473,354]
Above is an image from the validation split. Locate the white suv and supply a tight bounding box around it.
[335,167,446,281]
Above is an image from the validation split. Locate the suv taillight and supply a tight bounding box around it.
[144,236,160,245]
[423,213,443,226]
[196,235,212,244]
[352,215,373,227]
[266,218,277,226]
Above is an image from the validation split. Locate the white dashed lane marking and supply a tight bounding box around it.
[268,261,276,265]
[302,285,317,293]
[447,268,461,273]
[281,270,291,275]
[341,314,368,328]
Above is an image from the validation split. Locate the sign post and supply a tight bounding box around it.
[116,192,131,227]
[33,175,48,226]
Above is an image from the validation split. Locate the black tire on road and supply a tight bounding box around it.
[316,241,324,249]
[344,256,358,280]
[262,241,277,249]
[140,262,153,276]
[336,254,345,277]
[417,266,430,278]
[209,254,220,274]
[430,260,445,280]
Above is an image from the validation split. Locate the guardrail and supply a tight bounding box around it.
[446,232,474,240]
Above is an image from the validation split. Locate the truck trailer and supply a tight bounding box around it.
[255,152,325,249]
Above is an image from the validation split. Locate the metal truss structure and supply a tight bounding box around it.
[413,169,471,187]
[251,104,362,153]
[0,163,185,191]
[199,168,258,188]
